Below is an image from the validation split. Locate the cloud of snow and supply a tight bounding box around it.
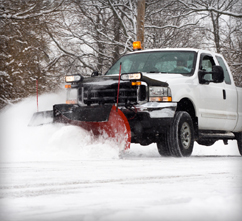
[0,91,121,162]
[0,90,240,163]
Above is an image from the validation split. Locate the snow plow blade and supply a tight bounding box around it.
[53,104,131,150]
[28,110,53,126]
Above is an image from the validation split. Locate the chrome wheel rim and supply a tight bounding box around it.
[180,122,191,149]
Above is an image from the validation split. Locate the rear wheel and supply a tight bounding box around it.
[168,111,194,157]
[235,132,242,156]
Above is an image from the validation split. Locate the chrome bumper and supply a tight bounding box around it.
[135,102,177,118]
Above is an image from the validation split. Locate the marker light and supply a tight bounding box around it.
[131,81,141,86]
[66,100,77,104]
[149,97,172,102]
[65,84,71,88]
[133,41,142,51]
[66,88,78,104]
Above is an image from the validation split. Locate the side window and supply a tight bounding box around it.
[216,56,231,85]
[200,54,216,81]
[200,55,215,72]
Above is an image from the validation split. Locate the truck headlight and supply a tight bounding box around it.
[65,74,82,83]
[149,86,172,102]
[121,72,142,80]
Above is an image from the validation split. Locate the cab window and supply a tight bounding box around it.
[200,54,216,81]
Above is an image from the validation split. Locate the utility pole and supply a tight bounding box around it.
[136,0,145,49]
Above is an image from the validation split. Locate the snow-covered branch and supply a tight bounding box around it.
[0,0,65,20]
[145,21,199,30]
[177,0,242,18]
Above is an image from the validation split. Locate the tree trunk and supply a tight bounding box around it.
[136,0,145,49]
[113,15,120,64]
[211,11,221,53]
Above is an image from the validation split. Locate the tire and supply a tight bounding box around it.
[197,139,216,146]
[235,132,242,156]
[168,111,194,157]
[157,132,171,157]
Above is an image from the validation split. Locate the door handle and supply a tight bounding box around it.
[223,89,226,100]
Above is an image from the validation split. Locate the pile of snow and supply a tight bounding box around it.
[0,91,240,163]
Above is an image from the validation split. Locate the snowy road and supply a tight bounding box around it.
[1,152,242,221]
[0,93,242,221]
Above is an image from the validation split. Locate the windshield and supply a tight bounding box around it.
[106,51,196,75]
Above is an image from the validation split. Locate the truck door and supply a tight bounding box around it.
[215,55,238,131]
[197,53,227,130]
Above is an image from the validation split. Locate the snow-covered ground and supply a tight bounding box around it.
[0,92,241,221]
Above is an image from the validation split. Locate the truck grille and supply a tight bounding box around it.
[79,86,137,105]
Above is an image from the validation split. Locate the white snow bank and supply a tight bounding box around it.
[0,91,240,163]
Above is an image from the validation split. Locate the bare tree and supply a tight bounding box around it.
[0,0,64,108]
[44,0,138,75]
[145,0,203,49]
[176,0,242,86]
[137,0,145,48]
[1,0,241,109]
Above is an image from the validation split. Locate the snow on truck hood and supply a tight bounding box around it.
[142,73,188,85]
[83,74,170,87]
[82,73,188,88]
[104,73,186,82]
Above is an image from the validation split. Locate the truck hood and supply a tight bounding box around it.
[82,75,168,88]
[142,73,190,85]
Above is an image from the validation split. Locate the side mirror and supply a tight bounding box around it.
[198,65,224,84]
[212,65,224,83]
[198,70,211,84]
[91,71,99,77]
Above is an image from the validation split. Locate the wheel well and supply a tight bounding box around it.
[177,98,198,139]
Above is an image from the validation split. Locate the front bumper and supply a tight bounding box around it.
[121,102,177,144]
[134,102,177,118]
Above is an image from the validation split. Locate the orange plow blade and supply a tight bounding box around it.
[54,105,131,150]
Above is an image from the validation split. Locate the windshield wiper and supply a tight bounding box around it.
[146,71,178,74]
[147,71,168,73]
[147,71,159,73]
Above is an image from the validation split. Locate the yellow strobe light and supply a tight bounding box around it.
[133,41,142,51]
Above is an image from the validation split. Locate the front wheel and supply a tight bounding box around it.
[157,131,171,157]
[168,111,194,157]
[235,132,242,156]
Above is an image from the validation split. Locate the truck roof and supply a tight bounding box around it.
[127,48,221,57]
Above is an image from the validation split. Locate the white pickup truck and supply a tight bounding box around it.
[49,44,242,157]
[103,47,242,156]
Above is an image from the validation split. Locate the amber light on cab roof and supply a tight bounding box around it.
[133,41,142,51]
